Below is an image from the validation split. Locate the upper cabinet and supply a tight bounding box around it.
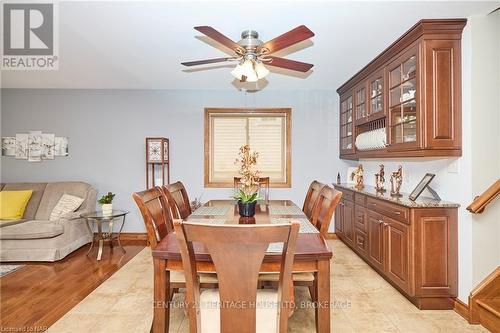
[337,19,466,159]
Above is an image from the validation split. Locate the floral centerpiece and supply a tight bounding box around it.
[234,145,261,217]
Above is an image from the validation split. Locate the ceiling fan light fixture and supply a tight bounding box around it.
[255,61,269,79]
[230,63,245,80]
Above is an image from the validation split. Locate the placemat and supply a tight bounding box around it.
[268,205,304,216]
[190,206,231,216]
[187,219,226,225]
[271,218,319,234]
[267,218,319,252]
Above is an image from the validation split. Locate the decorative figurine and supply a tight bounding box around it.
[375,164,386,192]
[390,165,403,197]
[337,172,341,184]
[350,164,364,190]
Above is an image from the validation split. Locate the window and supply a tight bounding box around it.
[204,108,291,188]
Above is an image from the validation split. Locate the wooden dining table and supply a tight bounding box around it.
[151,200,333,332]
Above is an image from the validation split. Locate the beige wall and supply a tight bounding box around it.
[470,10,500,286]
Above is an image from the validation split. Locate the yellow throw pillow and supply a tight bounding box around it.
[0,190,33,220]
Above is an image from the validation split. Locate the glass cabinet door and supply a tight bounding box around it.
[389,55,417,145]
[369,76,384,116]
[340,95,354,154]
[355,87,366,121]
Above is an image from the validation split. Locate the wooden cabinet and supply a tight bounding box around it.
[367,210,385,272]
[339,94,355,156]
[385,217,411,294]
[337,19,466,159]
[333,184,458,310]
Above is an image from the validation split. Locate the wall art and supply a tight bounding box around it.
[2,137,16,156]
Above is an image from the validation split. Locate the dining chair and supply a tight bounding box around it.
[159,185,180,220]
[310,185,343,236]
[174,219,300,333]
[261,185,341,302]
[165,181,192,219]
[234,176,270,204]
[302,180,326,220]
[132,188,218,301]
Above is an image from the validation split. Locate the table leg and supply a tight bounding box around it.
[96,220,104,261]
[117,215,126,253]
[315,260,330,333]
[108,218,114,249]
[85,219,95,256]
[152,258,169,333]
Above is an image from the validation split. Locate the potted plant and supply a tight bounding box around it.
[233,145,261,217]
[98,192,115,216]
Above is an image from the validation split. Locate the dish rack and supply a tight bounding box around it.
[355,118,387,151]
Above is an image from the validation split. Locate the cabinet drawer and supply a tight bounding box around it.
[341,189,354,202]
[354,230,368,257]
[366,197,409,223]
[355,193,366,206]
[354,207,367,233]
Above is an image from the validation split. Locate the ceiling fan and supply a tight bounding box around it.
[181,25,315,82]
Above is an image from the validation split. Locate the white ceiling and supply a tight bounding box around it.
[1,0,499,90]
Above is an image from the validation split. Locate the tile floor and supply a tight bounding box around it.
[48,240,488,332]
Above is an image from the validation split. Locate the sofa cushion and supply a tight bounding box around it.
[36,182,92,220]
[49,194,84,221]
[2,183,47,220]
[0,190,33,220]
[0,220,64,240]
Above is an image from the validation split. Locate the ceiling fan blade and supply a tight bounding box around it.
[181,57,233,66]
[265,56,314,72]
[194,26,243,53]
[258,25,314,54]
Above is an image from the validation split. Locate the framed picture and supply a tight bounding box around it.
[2,137,16,156]
[409,173,436,201]
[15,134,28,159]
[28,131,42,162]
[41,133,55,159]
[346,167,357,184]
[54,137,69,156]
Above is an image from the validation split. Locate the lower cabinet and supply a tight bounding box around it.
[343,200,355,246]
[367,210,385,272]
[333,185,458,310]
[385,217,411,294]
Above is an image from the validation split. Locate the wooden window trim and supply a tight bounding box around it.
[204,107,292,188]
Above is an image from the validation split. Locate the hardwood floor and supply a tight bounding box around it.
[0,241,145,331]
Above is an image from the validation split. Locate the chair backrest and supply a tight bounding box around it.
[132,187,174,247]
[174,220,299,333]
[310,186,342,235]
[160,185,180,219]
[302,180,326,220]
[234,177,270,204]
[166,181,191,219]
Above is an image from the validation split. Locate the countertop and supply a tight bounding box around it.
[333,183,460,208]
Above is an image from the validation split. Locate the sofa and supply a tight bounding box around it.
[0,182,97,262]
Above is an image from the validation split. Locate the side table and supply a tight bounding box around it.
[81,210,129,260]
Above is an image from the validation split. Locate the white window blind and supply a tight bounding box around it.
[206,109,291,187]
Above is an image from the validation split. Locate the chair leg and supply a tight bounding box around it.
[308,282,317,302]
[288,282,295,317]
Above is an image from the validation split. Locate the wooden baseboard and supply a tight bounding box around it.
[324,232,339,240]
[454,298,470,321]
[93,232,148,243]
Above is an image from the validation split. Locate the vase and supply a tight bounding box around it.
[238,201,256,217]
[102,204,113,216]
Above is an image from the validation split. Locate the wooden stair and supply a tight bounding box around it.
[469,267,500,333]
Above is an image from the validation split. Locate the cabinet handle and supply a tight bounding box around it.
[357,239,364,245]
[378,220,384,224]
[383,222,389,227]
[393,211,401,215]
[370,203,377,206]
